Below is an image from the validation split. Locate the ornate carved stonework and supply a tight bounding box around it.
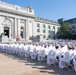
[2,17,12,26]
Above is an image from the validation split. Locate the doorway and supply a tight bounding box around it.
[4,27,9,38]
[20,31,23,38]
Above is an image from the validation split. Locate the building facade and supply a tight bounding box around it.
[0,1,60,42]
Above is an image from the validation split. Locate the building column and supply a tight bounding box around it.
[25,20,28,40]
[14,18,17,38]
[17,18,20,37]
[12,18,15,39]
[23,20,26,39]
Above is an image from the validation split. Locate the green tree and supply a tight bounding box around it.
[58,22,71,39]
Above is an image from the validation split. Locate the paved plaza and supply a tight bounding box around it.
[0,52,75,75]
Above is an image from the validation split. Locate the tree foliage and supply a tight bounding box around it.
[58,22,72,39]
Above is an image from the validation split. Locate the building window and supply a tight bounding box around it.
[53,31,55,34]
[21,26,24,30]
[37,23,40,27]
[48,25,50,29]
[72,25,75,29]
[53,26,55,30]
[43,35,46,38]
[57,27,59,30]
[43,24,45,28]
[37,29,40,32]
[43,30,46,33]
[29,7,32,12]
[72,30,75,33]
[48,30,50,33]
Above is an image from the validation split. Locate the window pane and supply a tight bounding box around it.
[43,24,45,28]
[72,25,75,29]
[37,23,40,27]
[48,30,50,33]
[72,30,75,33]
[53,26,55,29]
[57,27,59,30]
[48,25,50,29]
[37,29,40,32]
[43,30,46,33]
[43,35,46,38]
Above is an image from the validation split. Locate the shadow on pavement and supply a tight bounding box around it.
[0,52,76,75]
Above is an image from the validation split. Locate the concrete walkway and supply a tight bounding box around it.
[0,53,75,75]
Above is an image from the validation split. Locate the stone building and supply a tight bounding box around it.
[0,1,60,42]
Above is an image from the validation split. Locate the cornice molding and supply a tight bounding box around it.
[0,7,36,18]
[35,19,59,26]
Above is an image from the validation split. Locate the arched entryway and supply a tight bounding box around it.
[2,17,12,38]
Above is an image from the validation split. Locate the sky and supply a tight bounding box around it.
[0,0,76,21]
